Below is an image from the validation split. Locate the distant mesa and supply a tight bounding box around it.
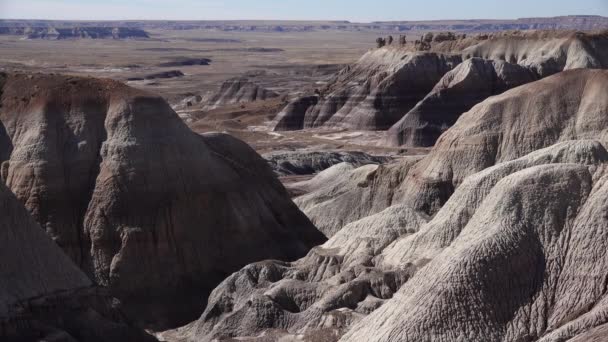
[0,25,150,39]
[176,77,280,111]
[158,57,212,67]
[127,70,184,81]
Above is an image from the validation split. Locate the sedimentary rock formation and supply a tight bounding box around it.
[293,157,422,237]
[186,69,608,341]
[273,30,607,140]
[343,154,608,342]
[401,68,608,215]
[263,150,391,176]
[202,77,279,110]
[272,50,462,131]
[0,72,325,329]
[185,139,608,342]
[385,58,537,147]
[459,30,608,77]
[0,178,154,341]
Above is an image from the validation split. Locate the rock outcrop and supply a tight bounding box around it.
[459,30,608,77]
[184,69,608,341]
[343,153,608,342]
[272,50,462,131]
[293,157,422,237]
[202,77,279,110]
[0,178,154,341]
[263,150,391,176]
[385,58,537,147]
[401,68,608,215]
[0,72,325,329]
[272,31,608,143]
[184,139,608,342]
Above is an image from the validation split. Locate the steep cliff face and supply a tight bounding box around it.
[0,178,154,341]
[385,58,537,147]
[272,50,462,131]
[0,72,325,329]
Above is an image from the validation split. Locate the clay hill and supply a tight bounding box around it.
[0,72,326,330]
[0,178,154,341]
[202,77,279,110]
[174,69,608,342]
[272,30,608,149]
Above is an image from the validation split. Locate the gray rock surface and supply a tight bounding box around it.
[202,77,279,110]
[263,150,391,176]
[385,57,537,147]
[0,178,154,341]
[0,72,325,329]
[184,69,608,341]
[343,161,608,342]
[184,139,608,342]
[271,51,462,131]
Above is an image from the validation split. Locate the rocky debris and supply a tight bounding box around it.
[184,139,608,342]
[199,78,279,111]
[0,72,326,329]
[272,50,462,131]
[0,178,154,341]
[127,70,184,81]
[158,57,212,67]
[263,150,391,176]
[385,57,537,147]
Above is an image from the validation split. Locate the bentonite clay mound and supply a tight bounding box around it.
[384,57,537,147]
[0,72,326,329]
[0,178,154,341]
[181,69,608,341]
[181,140,608,342]
[202,77,279,110]
[272,31,608,143]
[271,50,462,131]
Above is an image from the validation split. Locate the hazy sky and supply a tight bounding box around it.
[1,0,607,22]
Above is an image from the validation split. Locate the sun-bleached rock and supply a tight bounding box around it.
[294,156,423,237]
[401,69,608,215]
[342,162,608,342]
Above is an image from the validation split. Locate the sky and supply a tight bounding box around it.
[1,0,607,22]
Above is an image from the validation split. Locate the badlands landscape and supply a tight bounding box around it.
[1,12,608,342]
